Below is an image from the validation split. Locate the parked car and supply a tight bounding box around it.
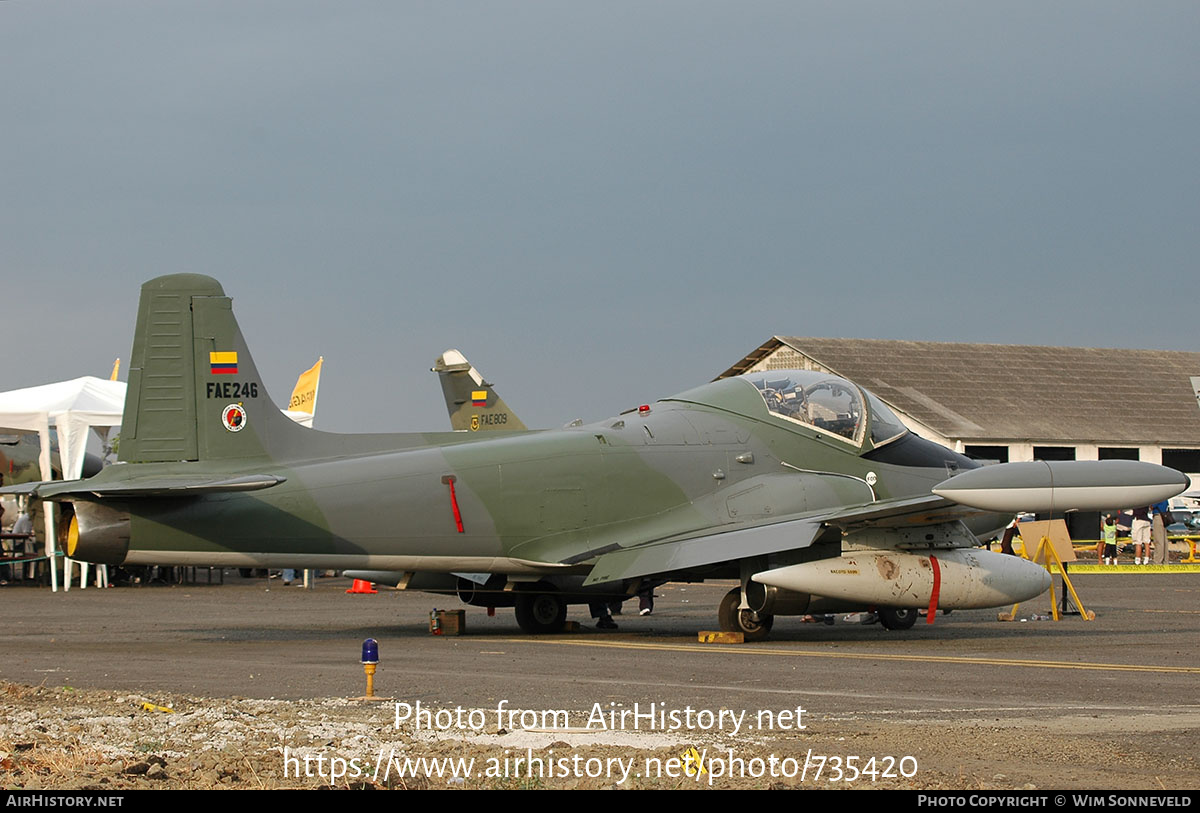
[1167,509,1200,535]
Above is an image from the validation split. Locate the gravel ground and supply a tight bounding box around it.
[3,681,1197,790]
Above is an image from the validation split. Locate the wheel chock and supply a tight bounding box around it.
[698,631,744,644]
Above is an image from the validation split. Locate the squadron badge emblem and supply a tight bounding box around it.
[222,403,247,432]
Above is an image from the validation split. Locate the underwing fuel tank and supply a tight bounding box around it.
[752,549,1050,610]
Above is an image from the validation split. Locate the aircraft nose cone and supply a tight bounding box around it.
[1035,565,1052,594]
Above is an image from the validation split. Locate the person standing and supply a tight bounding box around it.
[1100,515,1119,565]
[1131,505,1152,565]
[11,502,34,582]
[1150,500,1171,565]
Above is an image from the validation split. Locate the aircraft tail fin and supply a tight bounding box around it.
[118,274,309,463]
[283,357,323,428]
[432,349,527,432]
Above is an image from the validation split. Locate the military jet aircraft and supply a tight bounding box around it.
[4,275,1188,639]
[0,434,104,485]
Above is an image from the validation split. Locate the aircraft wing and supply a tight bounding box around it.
[583,493,991,585]
[2,474,286,500]
[584,518,824,585]
[814,493,994,530]
[582,459,1191,586]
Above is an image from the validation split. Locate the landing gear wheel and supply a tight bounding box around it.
[878,606,918,630]
[514,584,567,634]
[718,587,774,642]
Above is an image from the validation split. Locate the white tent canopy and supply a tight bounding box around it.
[0,376,125,590]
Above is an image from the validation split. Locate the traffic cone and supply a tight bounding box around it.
[346,579,377,594]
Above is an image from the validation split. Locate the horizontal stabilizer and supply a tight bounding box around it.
[8,474,286,501]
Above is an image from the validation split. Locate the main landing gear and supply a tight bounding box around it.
[878,606,918,630]
[514,582,568,634]
[718,587,774,642]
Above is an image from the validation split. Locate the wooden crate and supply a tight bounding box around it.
[430,609,466,636]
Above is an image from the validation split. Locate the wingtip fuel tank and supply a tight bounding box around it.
[932,460,1189,514]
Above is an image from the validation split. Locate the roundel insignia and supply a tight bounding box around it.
[470,415,480,432]
[222,403,247,432]
[865,471,878,486]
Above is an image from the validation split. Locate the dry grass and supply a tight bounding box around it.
[1,735,118,789]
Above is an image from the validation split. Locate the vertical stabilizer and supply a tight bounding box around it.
[283,357,323,428]
[432,349,528,432]
[119,274,305,463]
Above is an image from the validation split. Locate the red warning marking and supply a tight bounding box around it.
[927,555,941,624]
[447,478,464,534]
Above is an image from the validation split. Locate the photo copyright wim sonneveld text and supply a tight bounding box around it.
[918,796,1193,808]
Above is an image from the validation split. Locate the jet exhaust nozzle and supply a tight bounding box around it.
[67,502,131,565]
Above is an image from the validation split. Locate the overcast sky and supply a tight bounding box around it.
[3,2,1197,432]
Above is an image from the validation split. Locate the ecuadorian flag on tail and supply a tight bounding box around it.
[471,390,488,407]
[210,351,238,375]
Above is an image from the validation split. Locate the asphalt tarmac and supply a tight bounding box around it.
[2,570,1197,725]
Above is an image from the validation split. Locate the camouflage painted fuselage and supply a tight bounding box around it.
[76,375,989,581]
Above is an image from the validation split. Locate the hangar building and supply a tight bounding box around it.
[717,337,1200,489]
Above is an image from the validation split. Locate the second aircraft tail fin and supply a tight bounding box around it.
[432,349,527,432]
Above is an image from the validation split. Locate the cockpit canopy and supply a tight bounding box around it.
[744,370,907,448]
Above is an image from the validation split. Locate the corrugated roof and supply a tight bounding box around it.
[717,337,1200,445]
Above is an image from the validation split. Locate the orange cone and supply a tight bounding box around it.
[346,579,377,594]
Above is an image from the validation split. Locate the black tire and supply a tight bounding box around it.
[514,585,567,634]
[718,587,773,642]
[878,606,918,630]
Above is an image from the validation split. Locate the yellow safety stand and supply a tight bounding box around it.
[1000,523,1095,622]
[1181,536,1199,564]
[1013,536,1028,559]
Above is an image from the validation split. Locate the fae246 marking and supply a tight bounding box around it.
[206,381,259,399]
